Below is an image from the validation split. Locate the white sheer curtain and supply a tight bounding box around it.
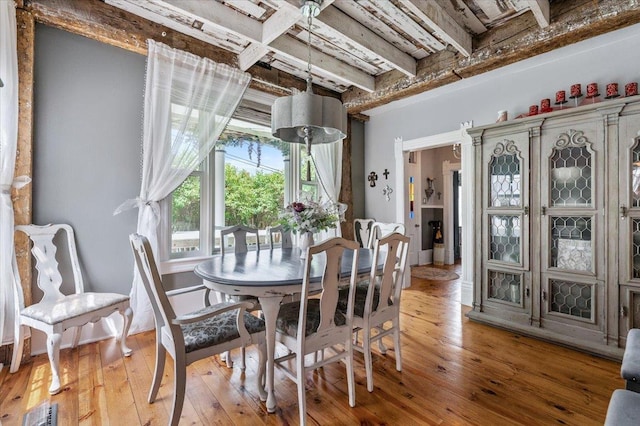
[115,40,251,333]
[312,141,343,238]
[1,2,31,352]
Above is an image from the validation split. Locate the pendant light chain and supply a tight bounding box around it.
[306,13,313,90]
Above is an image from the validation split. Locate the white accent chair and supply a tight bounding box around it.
[267,224,293,249]
[274,237,360,425]
[367,221,406,248]
[10,224,132,394]
[339,232,410,392]
[130,233,267,426]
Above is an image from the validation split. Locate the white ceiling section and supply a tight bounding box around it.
[104,0,551,94]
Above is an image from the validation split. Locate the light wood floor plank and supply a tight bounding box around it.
[0,263,624,425]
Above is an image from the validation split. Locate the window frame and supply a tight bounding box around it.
[161,125,303,274]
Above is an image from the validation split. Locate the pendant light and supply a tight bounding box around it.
[271,0,347,156]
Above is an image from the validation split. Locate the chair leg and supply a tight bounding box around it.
[170,354,187,426]
[377,326,388,354]
[345,338,356,407]
[296,353,307,426]
[9,325,25,373]
[223,350,233,368]
[120,307,133,357]
[393,319,402,372]
[257,342,267,402]
[71,326,82,349]
[363,328,374,393]
[149,333,166,403]
[46,332,63,395]
[240,346,246,371]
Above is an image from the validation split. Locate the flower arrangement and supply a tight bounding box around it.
[279,197,339,235]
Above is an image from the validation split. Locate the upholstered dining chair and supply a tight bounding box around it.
[267,224,293,249]
[129,233,267,426]
[366,221,406,249]
[214,225,262,368]
[274,237,360,425]
[338,232,410,392]
[10,224,132,394]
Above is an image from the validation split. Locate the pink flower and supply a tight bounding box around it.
[292,202,306,212]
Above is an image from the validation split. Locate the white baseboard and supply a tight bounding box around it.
[461,279,473,307]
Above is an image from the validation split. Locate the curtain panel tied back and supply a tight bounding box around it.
[1,2,32,354]
[114,40,251,334]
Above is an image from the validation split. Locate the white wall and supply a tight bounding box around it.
[364,23,640,220]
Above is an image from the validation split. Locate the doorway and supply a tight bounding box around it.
[393,122,475,306]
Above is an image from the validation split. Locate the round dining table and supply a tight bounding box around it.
[194,247,376,413]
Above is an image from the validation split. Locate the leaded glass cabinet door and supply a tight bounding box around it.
[618,116,640,343]
[482,134,530,319]
[539,125,605,341]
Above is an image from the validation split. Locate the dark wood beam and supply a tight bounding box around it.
[342,0,640,113]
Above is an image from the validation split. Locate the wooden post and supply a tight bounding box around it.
[340,118,354,240]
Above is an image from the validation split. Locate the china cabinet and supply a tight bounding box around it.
[468,95,640,358]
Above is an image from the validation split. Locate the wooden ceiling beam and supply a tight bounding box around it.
[528,0,551,28]
[317,5,417,78]
[398,0,472,57]
[270,35,376,92]
[341,0,640,114]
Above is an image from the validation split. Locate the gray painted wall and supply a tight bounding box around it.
[364,23,640,222]
[33,25,143,295]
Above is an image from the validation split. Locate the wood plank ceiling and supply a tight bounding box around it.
[73,1,640,114]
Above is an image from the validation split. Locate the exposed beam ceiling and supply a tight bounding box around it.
[23,0,640,116]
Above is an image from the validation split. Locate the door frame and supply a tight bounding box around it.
[394,122,475,306]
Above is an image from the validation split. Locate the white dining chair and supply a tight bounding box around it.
[215,225,262,368]
[10,224,132,394]
[267,224,293,249]
[130,233,267,426]
[220,224,260,254]
[353,218,375,248]
[274,237,360,425]
[367,221,406,248]
[338,232,410,392]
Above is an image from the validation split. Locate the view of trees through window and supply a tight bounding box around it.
[170,118,303,256]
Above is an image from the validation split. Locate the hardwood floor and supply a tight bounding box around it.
[0,263,622,425]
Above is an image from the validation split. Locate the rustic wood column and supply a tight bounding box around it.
[339,118,353,240]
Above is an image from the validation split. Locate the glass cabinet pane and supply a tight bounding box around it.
[550,216,592,271]
[549,279,592,319]
[550,146,592,206]
[490,153,521,207]
[632,140,640,208]
[489,214,520,263]
[633,219,640,278]
[488,270,521,304]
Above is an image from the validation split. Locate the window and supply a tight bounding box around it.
[161,118,298,266]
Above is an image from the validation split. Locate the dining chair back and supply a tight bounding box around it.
[267,224,293,249]
[220,225,260,254]
[10,224,132,394]
[274,237,360,425]
[130,233,267,426]
[339,232,410,392]
[367,221,406,248]
[353,218,375,248]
